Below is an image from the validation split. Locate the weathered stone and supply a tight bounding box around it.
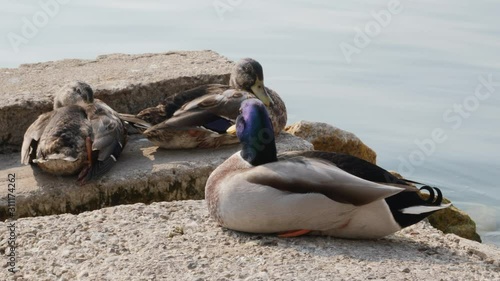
[0,133,313,220]
[0,51,233,153]
[389,170,404,179]
[389,171,482,242]
[286,120,377,164]
[1,200,498,280]
[428,201,482,243]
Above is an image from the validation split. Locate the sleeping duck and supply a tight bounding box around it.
[21,81,127,183]
[205,99,451,239]
[118,58,287,149]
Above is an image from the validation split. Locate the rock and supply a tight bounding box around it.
[285,121,377,164]
[388,170,404,179]
[389,171,482,242]
[0,133,313,220]
[1,200,498,280]
[0,51,233,153]
[428,202,482,243]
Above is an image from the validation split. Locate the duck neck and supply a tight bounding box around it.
[240,131,278,166]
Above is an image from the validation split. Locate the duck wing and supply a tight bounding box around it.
[242,157,404,206]
[21,111,54,164]
[279,151,414,188]
[278,151,449,221]
[84,100,127,180]
[162,84,230,119]
[118,113,153,131]
[146,89,254,134]
[117,84,230,130]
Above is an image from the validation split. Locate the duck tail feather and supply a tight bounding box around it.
[399,186,450,214]
[77,151,117,184]
[400,203,452,214]
[118,113,152,130]
[420,186,444,205]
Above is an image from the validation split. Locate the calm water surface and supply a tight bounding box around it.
[1,0,499,245]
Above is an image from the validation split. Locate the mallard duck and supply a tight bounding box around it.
[118,58,287,149]
[205,99,451,239]
[21,81,127,183]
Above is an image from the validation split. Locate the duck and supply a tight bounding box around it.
[205,99,451,239]
[118,58,287,149]
[21,81,127,183]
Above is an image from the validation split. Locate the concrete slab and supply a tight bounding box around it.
[1,200,498,280]
[0,50,233,153]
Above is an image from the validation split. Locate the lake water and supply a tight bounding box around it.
[1,0,499,246]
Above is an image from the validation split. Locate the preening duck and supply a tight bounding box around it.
[21,81,127,183]
[118,58,287,149]
[205,99,451,239]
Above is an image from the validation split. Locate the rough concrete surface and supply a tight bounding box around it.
[1,200,498,281]
[0,51,233,152]
[0,133,312,220]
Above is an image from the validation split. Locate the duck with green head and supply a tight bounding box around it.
[205,99,451,239]
[119,58,287,149]
[21,81,127,184]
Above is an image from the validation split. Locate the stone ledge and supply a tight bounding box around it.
[0,50,233,153]
[1,200,498,280]
[0,133,313,220]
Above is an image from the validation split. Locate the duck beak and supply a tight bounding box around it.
[226,125,237,136]
[251,79,274,106]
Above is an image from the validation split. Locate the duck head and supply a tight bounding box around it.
[230,58,274,106]
[54,81,94,109]
[235,99,277,166]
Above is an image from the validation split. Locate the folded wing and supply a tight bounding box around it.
[21,111,54,164]
[146,90,254,134]
[84,100,127,180]
[242,157,405,206]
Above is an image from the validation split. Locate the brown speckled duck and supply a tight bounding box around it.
[21,81,127,183]
[118,58,287,149]
[205,99,451,239]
